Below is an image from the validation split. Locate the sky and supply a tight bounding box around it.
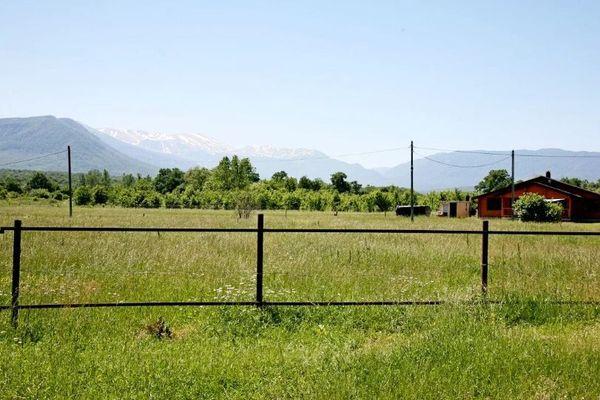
[1,1,599,168]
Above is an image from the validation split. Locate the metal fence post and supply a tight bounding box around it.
[256,214,264,306]
[481,220,489,295]
[11,220,22,327]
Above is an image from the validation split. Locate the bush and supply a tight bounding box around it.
[283,192,302,210]
[74,186,93,205]
[164,193,183,209]
[92,186,109,205]
[545,202,564,222]
[52,191,65,201]
[4,178,22,194]
[0,187,7,200]
[513,193,563,222]
[235,191,256,218]
[30,188,51,199]
[139,191,161,208]
[28,172,56,191]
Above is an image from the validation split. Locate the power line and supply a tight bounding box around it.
[514,153,600,159]
[415,145,600,159]
[0,150,67,168]
[414,146,511,156]
[416,152,511,169]
[251,146,410,163]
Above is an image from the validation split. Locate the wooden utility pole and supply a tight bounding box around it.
[68,145,72,218]
[511,149,515,219]
[410,140,414,222]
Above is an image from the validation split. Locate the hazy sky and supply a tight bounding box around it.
[1,1,599,167]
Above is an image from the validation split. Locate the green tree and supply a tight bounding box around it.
[154,168,185,194]
[3,176,22,193]
[349,180,362,194]
[330,172,351,193]
[208,156,259,190]
[231,156,259,189]
[74,186,93,205]
[331,191,341,215]
[121,174,136,187]
[475,169,512,194]
[102,169,111,187]
[271,171,288,181]
[92,185,109,204]
[27,172,55,191]
[208,157,233,190]
[372,190,392,214]
[561,177,600,192]
[298,176,311,190]
[185,167,211,190]
[83,170,104,187]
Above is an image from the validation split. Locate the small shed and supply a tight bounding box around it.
[438,201,471,218]
[395,205,431,217]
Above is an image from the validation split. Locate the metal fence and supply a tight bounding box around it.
[1,214,599,327]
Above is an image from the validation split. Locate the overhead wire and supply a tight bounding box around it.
[414,150,511,169]
[250,145,411,163]
[414,145,600,159]
[514,153,600,159]
[414,146,511,156]
[0,150,67,168]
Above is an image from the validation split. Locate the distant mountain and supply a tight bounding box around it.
[97,128,226,166]
[2,116,599,189]
[0,116,157,175]
[95,127,385,184]
[383,149,600,191]
[91,128,206,170]
[98,128,323,160]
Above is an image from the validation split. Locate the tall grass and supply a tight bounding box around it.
[0,204,598,399]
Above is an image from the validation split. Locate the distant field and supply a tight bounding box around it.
[0,204,599,399]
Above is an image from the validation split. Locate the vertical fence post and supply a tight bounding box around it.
[256,214,264,306]
[481,220,489,295]
[67,145,73,218]
[11,220,22,327]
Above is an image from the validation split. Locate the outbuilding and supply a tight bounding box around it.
[475,171,600,221]
[437,200,471,218]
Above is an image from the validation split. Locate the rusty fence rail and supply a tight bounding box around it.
[1,214,600,327]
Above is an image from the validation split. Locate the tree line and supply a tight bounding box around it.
[1,161,597,215]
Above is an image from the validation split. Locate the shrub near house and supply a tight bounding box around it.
[513,193,563,222]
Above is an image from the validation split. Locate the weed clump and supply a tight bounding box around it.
[145,317,173,339]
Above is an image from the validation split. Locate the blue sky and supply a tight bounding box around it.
[1,1,599,167]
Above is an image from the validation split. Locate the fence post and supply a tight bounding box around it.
[11,220,22,327]
[256,214,264,306]
[481,220,489,295]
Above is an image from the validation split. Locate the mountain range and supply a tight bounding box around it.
[1,115,599,190]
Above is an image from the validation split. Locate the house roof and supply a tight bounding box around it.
[474,175,600,199]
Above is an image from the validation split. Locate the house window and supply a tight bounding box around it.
[487,198,501,211]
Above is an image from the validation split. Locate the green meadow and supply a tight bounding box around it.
[0,204,598,399]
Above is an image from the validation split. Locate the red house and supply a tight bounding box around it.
[476,172,600,221]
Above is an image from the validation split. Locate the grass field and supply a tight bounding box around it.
[0,204,599,399]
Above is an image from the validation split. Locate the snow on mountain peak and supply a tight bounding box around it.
[236,145,323,159]
[98,128,232,155]
[97,128,323,160]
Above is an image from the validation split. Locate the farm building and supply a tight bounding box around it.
[475,172,600,221]
[437,200,471,218]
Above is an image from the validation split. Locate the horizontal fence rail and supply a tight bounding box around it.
[1,215,599,327]
[3,227,600,235]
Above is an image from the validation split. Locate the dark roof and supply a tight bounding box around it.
[474,175,600,199]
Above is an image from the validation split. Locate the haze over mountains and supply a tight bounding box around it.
[1,116,599,190]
